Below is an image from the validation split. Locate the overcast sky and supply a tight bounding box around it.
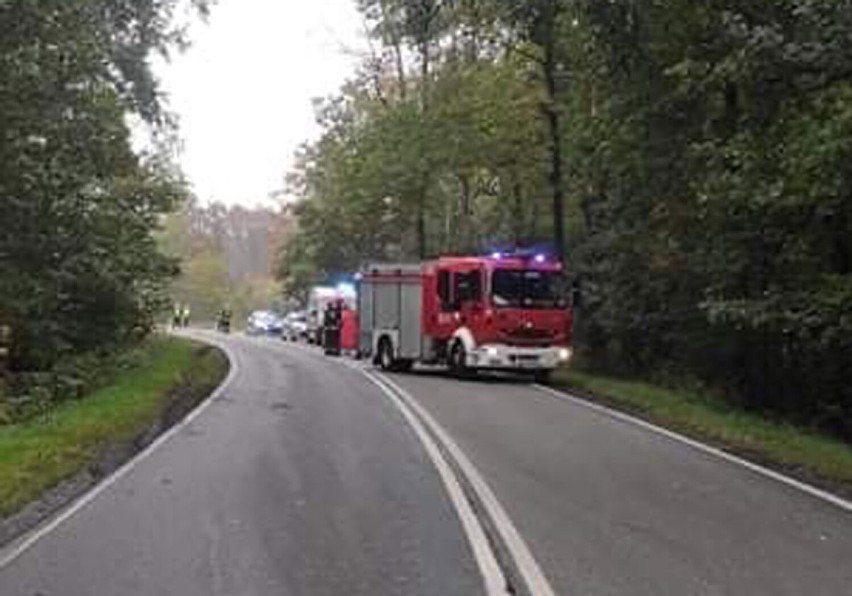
[158,0,366,207]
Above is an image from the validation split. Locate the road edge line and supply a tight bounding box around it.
[360,371,510,596]
[0,332,240,570]
[535,384,852,514]
[375,372,557,596]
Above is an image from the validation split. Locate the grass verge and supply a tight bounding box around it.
[0,336,228,518]
[552,368,852,494]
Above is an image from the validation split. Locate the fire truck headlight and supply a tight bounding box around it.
[486,347,499,358]
[558,348,572,362]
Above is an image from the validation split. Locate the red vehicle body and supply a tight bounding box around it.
[358,254,573,378]
[340,307,359,352]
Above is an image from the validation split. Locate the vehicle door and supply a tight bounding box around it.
[431,267,458,341]
[454,267,485,342]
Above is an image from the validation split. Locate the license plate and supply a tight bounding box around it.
[513,356,540,368]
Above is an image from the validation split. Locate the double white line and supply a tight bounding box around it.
[360,368,557,596]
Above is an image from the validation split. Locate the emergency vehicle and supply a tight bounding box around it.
[306,284,356,344]
[357,253,573,379]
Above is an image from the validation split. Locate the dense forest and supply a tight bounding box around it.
[278,0,852,439]
[0,1,208,408]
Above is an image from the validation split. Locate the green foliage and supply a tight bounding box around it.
[278,34,553,297]
[159,201,287,323]
[0,337,228,517]
[572,0,852,438]
[0,0,205,372]
[279,0,852,439]
[1,342,153,426]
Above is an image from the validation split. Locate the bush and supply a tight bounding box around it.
[0,341,153,426]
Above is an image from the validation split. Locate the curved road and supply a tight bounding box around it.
[0,333,482,596]
[383,369,852,595]
[1,331,851,595]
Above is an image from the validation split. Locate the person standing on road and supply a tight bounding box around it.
[181,304,191,328]
[218,305,232,333]
[172,303,182,329]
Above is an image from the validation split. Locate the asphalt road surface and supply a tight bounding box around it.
[1,331,851,595]
[383,369,852,596]
[0,333,482,596]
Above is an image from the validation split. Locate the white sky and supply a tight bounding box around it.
[158,0,367,207]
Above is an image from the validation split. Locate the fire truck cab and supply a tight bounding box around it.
[358,253,573,379]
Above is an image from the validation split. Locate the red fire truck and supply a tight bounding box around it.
[357,253,573,379]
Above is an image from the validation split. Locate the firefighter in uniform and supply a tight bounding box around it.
[218,305,232,333]
[322,300,343,356]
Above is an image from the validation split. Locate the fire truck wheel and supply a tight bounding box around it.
[449,341,468,377]
[377,337,395,371]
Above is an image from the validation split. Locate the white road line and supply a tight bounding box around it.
[361,372,510,596]
[535,384,852,515]
[374,372,557,596]
[237,344,517,594]
[0,333,240,571]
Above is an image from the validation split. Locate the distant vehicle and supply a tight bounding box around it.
[246,310,283,336]
[358,252,573,381]
[282,311,309,341]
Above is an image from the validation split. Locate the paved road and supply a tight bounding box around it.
[385,370,852,596]
[2,332,852,596]
[0,333,482,596]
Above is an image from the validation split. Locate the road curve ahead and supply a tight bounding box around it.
[0,332,483,596]
[384,369,852,596]
[3,332,852,596]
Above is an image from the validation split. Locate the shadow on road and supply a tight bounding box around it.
[388,366,536,386]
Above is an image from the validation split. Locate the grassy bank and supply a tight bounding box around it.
[0,336,228,517]
[552,369,852,492]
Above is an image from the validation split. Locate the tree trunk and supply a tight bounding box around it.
[543,44,566,264]
[511,174,525,246]
[416,23,432,258]
[533,0,567,264]
[459,174,473,252]
[379,0,407,100]
[417,194,427,258]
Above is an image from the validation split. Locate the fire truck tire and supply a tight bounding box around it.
[377,337,393,371]
[449,341,469,377]
[376,337,414,372]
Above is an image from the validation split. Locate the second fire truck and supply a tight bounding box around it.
[357,252,573,380]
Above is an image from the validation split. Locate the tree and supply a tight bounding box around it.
[500,0,574,262]
[160,201,291,323]
[0,0,208,370]
[278,0,852,439]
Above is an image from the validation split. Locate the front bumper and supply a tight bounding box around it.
[467,344,572,371]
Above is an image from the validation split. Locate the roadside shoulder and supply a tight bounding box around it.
[0,336,230,548]
[546,370,852,508]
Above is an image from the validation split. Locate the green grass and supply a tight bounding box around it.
[553,369,852,488]
[0,337,228,517]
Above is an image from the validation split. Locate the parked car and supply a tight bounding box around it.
[282,311,308,341]
[246,310,283,336]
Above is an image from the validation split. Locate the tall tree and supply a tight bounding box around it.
[0,0,208,369]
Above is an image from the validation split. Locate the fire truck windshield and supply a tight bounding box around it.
[491,269,566,309]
